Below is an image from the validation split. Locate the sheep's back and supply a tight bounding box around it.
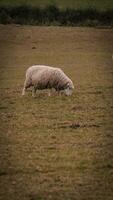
[31,68,53,89]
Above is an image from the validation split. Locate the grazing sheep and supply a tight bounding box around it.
[22,65,74,97]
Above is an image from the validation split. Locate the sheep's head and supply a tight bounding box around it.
[64,81,74,96]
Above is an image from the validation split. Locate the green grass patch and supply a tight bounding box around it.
[0,5,113,26]
[0,0,113,11]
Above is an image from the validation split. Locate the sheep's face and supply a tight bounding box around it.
[64,87,73,96]
[64,82,74,96]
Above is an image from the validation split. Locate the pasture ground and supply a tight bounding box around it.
[0,25,113,200]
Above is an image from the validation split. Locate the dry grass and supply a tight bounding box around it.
[0,25,113,200]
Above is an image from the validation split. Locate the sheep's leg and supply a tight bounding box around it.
[48,88,55,96]
[57,90,61,96]
[22,80,27,96]
[32,86,37,98]
[48,90,51,97]
[22,77,31,96]
[22,87,26,96]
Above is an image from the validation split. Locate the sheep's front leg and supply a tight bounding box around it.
[48,90,51,97]
[32,86,37,98]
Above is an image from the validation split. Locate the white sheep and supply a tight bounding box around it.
[22,65,74,97]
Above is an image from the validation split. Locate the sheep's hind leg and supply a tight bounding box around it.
[22,87,26,96]
[57,90,61,96]
[32,86,37,98]
[22,83,28,96]
[22,78,31,96]
[22,79,28,96]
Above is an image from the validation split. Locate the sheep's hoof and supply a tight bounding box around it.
[22,92,25,96]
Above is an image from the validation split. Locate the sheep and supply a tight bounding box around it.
[22,65,74,97]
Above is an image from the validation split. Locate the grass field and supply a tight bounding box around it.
[0,25,113,200]
[0,0,113,10]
